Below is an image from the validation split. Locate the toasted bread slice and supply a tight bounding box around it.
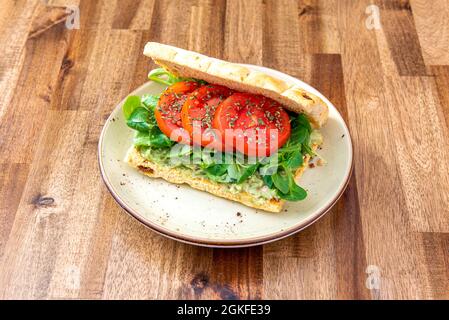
[143,42,329,128]
[125,146,317,213]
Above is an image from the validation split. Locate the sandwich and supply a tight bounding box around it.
[123,42,328,213]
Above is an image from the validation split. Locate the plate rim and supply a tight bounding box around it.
[98,64,354,248]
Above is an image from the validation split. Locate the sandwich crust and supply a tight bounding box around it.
[144,42,329,127]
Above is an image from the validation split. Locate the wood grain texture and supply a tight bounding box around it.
[377,0,428,76]
[0,0,37,120]
[0,0,448,300]
[431,66,449,129]
[224,0,263,64]
[411,0,449,66]
[0,164,30,259]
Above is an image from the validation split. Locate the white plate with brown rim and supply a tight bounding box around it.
[98,64,353,248]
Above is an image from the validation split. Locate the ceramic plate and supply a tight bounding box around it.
[98,64,353,248]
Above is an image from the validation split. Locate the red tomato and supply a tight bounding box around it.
[181,84,233,149]
[155,81,200,143]
[213,93,291,157]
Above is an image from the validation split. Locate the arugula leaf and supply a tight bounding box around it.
[125,94,174,148]
[133,131,153,147]
[259,156,279,176]
[290,126,309,145]
[123,96,142,120]
[285,149,303,169]
[237,164,259,184]
[302,144,314,157]
[278,183,307,201]
[262,175,274,188]
[148,68,175,86]
[272,170,290,194]
[260,113,315,201]
[148,127,174,148]
[226,164,241,181]
[134,129,172,148]
[203,164,228,176]
[276,170,307,201]
[126,107,151,132]
[141,95,159,110]
[295,113,312,133]
[148,68,208,87]
[148,68,192,86]
[227,163,259,184]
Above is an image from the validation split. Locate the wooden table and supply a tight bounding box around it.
[0,0,448,300]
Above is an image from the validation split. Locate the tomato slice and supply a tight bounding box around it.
[181,84,233,149]
[213,93,291,157]
[155,81,200,143]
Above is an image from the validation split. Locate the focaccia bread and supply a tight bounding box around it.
[143,42,329,127]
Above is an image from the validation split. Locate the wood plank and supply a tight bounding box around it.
[338,0,433,299]
[263,218,339,299]
[210,248,263,300]
[224,0,263,64]
[264,0,324,56]
[421,233,449,299]
[149,0,195,47]
[0,19,69,164]
[411,0,449,66]
[102,212,215,299]
[188,0,227,57]
[0,163,30,259]
[375,20,449,232]
[0,110,92,299]
[48,0,81,6]
[78,0,115,30]
[52,29,143,112]
[50,28,93,111]
[28,3,70,39]
[0,26,145,298]
[296,0,322,53]
[77,0,154,30]
[45,29,144,298]
[112,0,156,30]
[375,10,449,296]
[0,0,37,120]
[101,214,180,299]
[263,0,313,78]
[112,0,144,29]
[380,75,449,232]
[44,114,113,298]
[130,30,156,90]
[330,174,370,299]
[78,194,120,299]
[430,66,449,129]
[376,0,428,76]
[310,54,369,299]
[317,0,341,53]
